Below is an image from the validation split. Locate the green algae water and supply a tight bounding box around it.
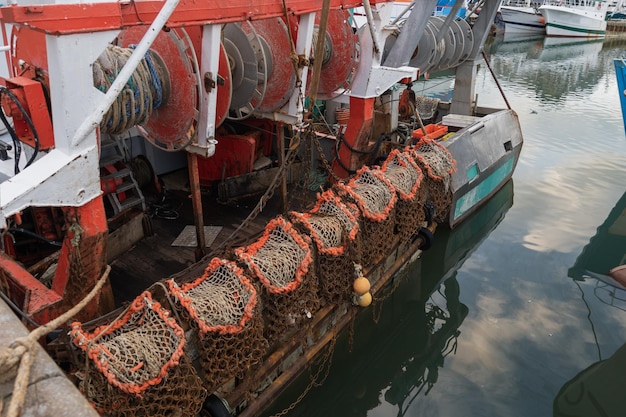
[264,34,626,417]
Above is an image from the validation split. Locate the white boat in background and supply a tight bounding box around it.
[539,0,610,37]
[500,0,546,34]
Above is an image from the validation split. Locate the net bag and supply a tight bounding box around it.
[77,355,206,417]
[235,217,319,344]
[335,166,398,268]
[70,292,205,417]
[290,189,360,303]
[409,137,456,223]
[166,258,267,392]
[380,149,426,241]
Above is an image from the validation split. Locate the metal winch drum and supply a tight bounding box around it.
[384,16,474,76]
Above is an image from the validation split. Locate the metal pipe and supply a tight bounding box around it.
[70,0,182,147]
[391,0,415,26]
[362,0,381,58]
[481,50,512,110]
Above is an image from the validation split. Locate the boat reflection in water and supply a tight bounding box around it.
[264,180,515,417]
[559,190,626,416]
[554,342,626,417]
[568,189,626,311]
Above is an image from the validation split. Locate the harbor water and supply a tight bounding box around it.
[264,34,626,417]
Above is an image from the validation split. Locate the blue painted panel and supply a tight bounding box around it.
[453,155,515,221]
[615,59,626,137]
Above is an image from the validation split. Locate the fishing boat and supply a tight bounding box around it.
[0,1,522,416]
[539,0,610,37]
[500,0,546,35]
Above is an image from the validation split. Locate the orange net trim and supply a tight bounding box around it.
[166,258,257,335]
[337,166,397,223]
[381,149,424,201]
[235,217,313,295]
[408,138,456,181]
[70,292,185,395]
[290,189,359,256]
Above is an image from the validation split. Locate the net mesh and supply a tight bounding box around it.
[290,189,359,256]
[167,258,257,335]
[381,150,427,240]
[336,167,398,268]
[336,166,397,223]
[415,96,440,122]
[78,355,206,417]
[235,217,313,294]
[409,139,456,223]
[290,190,361,303]
[235,217,319,343]
[411,137,456,182]
[70,291,185,395]
[380,149,423,201]
[166,258,267,392]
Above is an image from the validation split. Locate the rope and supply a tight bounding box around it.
[93,45,168,135]
[0,265,111,417]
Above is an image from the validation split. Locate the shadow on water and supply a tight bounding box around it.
[263,180,515,417]
[557,189,626,417]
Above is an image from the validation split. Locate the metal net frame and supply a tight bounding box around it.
[167,258,257,335]
[409,138,456,223]
[381,149,427,241]
[290,189,361,303]
[235,216,319,343]
[335,166,398,268]
[70,292,206,417]
[70,291,186,395]
[166,258,267,392]
[78,355,206,417]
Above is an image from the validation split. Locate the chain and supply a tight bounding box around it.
[312,130,344,184]
[270,335,337,417]
[371,269,409,324]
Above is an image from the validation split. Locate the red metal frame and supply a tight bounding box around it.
[1,1,388,34]
[332,96,375,178]
[0,76,54,150]
[0,196,114,325]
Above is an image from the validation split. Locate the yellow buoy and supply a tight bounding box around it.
[353,276,371,295]
[357,291,372,307]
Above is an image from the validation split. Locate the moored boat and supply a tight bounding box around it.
[500,0,547,34]
[539,0,610,37]
[0,1,523,416]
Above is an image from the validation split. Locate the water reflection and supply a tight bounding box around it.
[568,188,626,310]
[554,342,626,417]
[558,190,626,416]
[485,35,606,104]
[264,181,515,417]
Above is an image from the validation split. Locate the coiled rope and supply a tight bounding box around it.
[93,45,169,135]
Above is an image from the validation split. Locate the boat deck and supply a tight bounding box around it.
[107,167,311,307]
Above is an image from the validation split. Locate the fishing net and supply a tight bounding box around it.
[335,166,398,268]
[166,258,267,392]
[415,96,440,123]
[409,137,456,223]
[290,189,361,303]
[380,149,426,241]
[77,355,206,417]
[70,292,205,416]
[235,217,319,344]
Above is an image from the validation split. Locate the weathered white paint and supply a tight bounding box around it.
[349,3,416,99]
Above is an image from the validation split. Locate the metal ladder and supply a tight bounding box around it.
[99,136,146,215]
